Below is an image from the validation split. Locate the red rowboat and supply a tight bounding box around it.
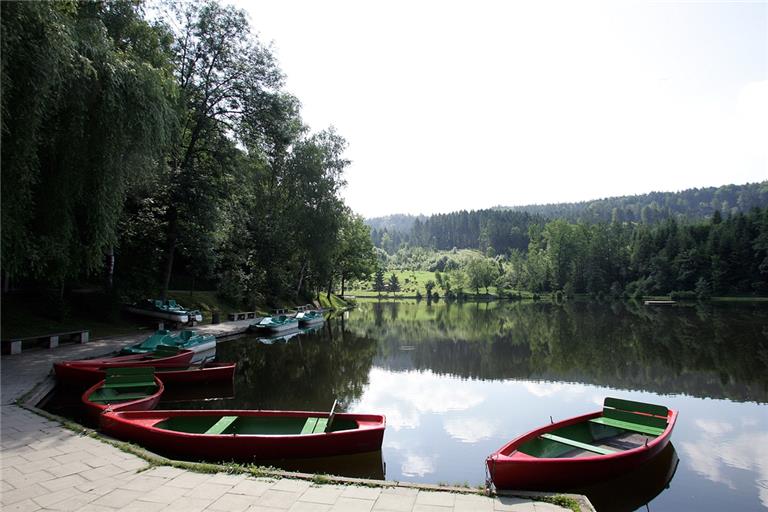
[100,406,386,460]
[54,348,195,386]
[486,397,678,490]
[55,361,235,387]
[82,369,164,424]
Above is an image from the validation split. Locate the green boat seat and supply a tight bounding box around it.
[589,417,665,436]
[540,433,617,455]
[89,391,152,403]
[589,397,668,437]
[300,417,330,434]
[103,367,155,389]
[205,416,239,435]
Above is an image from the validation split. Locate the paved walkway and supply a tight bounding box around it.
[1,322,577,512]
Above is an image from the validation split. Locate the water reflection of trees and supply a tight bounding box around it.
[198,325,379,411]
[350,301,768,403]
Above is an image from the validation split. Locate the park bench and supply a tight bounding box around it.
[1,329,90,355]
[227,311,257,321]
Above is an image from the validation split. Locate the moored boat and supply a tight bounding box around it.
[486,397,678,490]
[55,360,235,388]
[119,329,216,359]
[82,367,164,424]
[100,405,386,460]
[295,305,325,327]
[248,311,299,333]
[54,347,195,386]
[124,299,203,324]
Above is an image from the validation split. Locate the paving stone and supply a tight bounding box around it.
[44,493,101,512]
[534,502,568,511]
[165,472,213,489]
[271,479,311,493]
[257,489,303,509]
[230,479,273,497]
[341,486,381,500]
[118,474,170,492]
[330,497,376,512]
[2,498,42,512]
[92,489,147,508]
[372,492,417,512]
[288,501,331,511]
[207,492,255,512]
[21,447,65,462]
[415,491,455,507]
[39,473,87,492]
[159,496,215,512]
[48,461,92,477]
[135,484,186,504]
[2,484,48,506]
[183,482,232,501]
[454,493,495,512]
[299,485,343,504]
[32,486,87,508]
[207,472,248,485]
[143,466,186,479]
[412,505,453,512]
[118,500,168,512]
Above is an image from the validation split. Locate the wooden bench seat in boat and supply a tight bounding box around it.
[103,367,156,389]
[540,433,617,455]
[300,417,329,434]
[205,416,239,435]
[589,397,668,437]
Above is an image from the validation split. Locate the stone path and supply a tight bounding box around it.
[1,322,578,511]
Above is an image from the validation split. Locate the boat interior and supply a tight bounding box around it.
[155,415,359,435]
[88,367,158,404]
[518,398,669,458]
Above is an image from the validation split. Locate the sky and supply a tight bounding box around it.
[233,0,768,218]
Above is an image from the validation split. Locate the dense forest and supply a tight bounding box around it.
[364,207,768,298]
[0,1,376,310]
[368,182,768,249]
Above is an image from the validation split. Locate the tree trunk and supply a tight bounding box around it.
[296,261,307,298]
[326,278,333,301]
[160,206,178,300]
[340,275,346,298]
[104,246,114,292]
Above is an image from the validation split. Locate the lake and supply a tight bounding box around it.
[45,299,768,511]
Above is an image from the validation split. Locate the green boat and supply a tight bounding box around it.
[120,330,216,360]
[249,311,299,333]
[295,305,325,327]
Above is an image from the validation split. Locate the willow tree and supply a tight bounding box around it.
[1,1,176,294]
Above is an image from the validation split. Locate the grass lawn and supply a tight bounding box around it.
[344,270,438,298]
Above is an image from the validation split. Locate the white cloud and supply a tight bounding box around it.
[443,417,500,443]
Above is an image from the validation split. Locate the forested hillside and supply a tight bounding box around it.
[368,181,768,255]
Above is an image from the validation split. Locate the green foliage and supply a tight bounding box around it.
[388,273,401,293]
[1,1,176,284]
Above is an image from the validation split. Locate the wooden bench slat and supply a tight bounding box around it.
[603,408,668,430]
[540,433,617,455]
[301,417,319,434]
[205,416,238,435]
[604,397,668,417]
[590,417,665,436]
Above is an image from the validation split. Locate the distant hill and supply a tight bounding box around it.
[366,181,768,254]
[365,214,426,234]
[495,181,768,223]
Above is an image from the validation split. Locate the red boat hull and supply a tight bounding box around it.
[54,350,195,387]
[81,376,165,425]
[486,409,678,490]
[100,409,386,460]
[55,361,235,388]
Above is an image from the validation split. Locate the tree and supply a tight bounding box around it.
[158,1,290,297]
[425,280,435,298]
[388,273,401,293]
[1,1,176,294]
[373,269,386,294]
[465,257,499,295]
[334,212,377,298]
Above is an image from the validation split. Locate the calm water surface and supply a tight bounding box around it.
[49,300,768,511]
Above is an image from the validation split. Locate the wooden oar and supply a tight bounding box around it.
[325,399,338,433]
